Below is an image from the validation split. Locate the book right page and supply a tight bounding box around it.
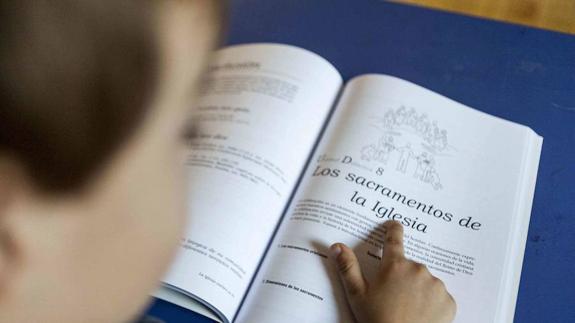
[236,74,542,323]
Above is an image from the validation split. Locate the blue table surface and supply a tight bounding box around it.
[147,1,575,322]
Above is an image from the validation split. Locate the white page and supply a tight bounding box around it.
[160,44,342,322]
[236,75,542,323]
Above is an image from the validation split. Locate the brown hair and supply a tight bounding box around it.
[0,0,160,192]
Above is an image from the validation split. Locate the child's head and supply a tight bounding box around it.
[0,1,223,321]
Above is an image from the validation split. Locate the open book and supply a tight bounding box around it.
[154,43,543,323]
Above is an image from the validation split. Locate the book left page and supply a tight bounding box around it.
[158,43,342,322]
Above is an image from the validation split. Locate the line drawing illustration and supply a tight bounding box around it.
[360,105,453,190]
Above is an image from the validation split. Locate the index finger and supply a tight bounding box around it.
[382,220,405,262]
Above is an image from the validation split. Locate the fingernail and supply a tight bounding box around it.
[330,244,342,258]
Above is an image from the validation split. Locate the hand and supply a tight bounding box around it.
[329,220,456,323]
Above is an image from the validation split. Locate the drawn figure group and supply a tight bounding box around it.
[381,106,448,152]
[361,135,443,190]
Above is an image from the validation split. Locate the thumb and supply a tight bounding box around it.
[329,243,367,299]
